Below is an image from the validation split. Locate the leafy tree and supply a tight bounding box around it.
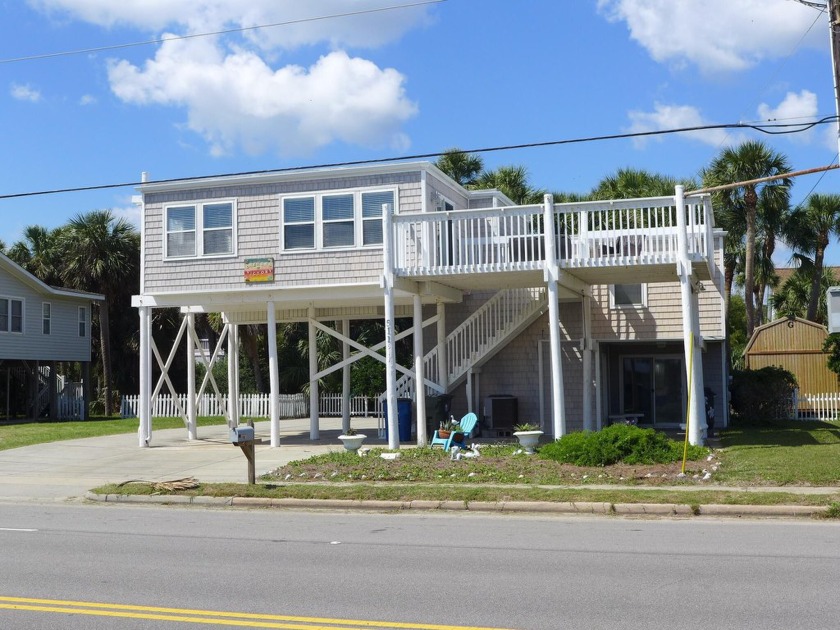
[728,294,748,370]
[771,266,836,325]
[6,225,65,286]
[784,193,840,322]
[59,210,139,416]
[476,165,544,204]
[702,141,792,337]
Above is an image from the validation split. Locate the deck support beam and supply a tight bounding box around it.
[227,322,239,428]
[544,194,567,439]
[413,294,427,445]
[267,302,280,447]
[186,313,197,439]
[676,185,706,446]
[138,305,152,447]
[341,319,351,435]
[308,305,319,440]
[383,203,400,449]
[582,295,595,431]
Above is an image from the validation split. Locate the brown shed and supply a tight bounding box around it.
[744,316,839,393]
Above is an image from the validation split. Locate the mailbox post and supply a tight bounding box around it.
[229,425,256,484]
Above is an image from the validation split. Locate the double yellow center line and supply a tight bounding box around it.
[0,596,515,629]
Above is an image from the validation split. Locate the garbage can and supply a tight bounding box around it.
[384,398,412,442]
[704,387,716,437]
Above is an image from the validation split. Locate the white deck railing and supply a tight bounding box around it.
[120,393,375,420]
[393,195,713,277]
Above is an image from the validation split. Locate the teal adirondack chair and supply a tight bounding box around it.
[429,412,478,451]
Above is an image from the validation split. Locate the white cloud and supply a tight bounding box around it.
[27,0,433,50]
[757,90,819,143]
[79,94,97,105]
[108,39,417,156]
[110,202,141,229]
[626,102,746,148]
[597,0,825,74]
[10,83,42,102]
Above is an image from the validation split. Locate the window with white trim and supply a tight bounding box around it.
[281,189,394,251]
[165,201,235,259]
[610,284,646,308]
[42,302,51,335]
[0,297,23,333]
[78,306,87,337]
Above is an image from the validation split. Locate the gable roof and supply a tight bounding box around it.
[0,252,103,301]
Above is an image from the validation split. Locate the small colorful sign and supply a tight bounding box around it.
[244,257,274,283]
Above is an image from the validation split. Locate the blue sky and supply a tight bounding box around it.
[2,0,838,265]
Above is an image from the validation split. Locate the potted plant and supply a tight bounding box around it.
[337,427,367,453]
[437,418,462,442]
[513,422,543,455]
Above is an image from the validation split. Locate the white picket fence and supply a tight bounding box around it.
[790,391,840,421]
[120,392,377,420]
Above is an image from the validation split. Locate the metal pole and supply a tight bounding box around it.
[383,203,399,449]
[543,194,566,438]
[267,302,280,447]
[413,294,427,445]
[186,313,197,440]
[830,0,840,157]
[308,306,319,440]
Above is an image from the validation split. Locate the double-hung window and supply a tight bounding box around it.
[165,201,235,259]
[0,297,23,333]
[42,302,51,335]
[78,306,87,337]
[281,189,394,251]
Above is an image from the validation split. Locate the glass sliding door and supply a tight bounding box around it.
[621,355,684,426]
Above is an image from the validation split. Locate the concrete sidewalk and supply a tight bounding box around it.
[0,416,381,502]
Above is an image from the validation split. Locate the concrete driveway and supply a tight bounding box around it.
[0,416,382,502]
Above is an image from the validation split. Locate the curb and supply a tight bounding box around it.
[84,492,830,518]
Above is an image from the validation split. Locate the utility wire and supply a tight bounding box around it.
[0,0,445,64]
[0,117,836,201]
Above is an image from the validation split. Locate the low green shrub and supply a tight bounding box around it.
[730,366,797,422]
[538,424,707,466]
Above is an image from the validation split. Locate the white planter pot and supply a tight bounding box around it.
[513,430,543,455]
[337,434,367,452]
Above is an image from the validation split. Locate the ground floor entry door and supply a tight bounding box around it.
[621,355,684,427]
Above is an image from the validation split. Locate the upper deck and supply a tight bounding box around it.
[393,194,716,292]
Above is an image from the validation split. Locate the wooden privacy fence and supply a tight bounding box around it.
[790,391,840,420]
[120,393,377,420]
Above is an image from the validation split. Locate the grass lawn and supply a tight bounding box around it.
[0,416,228,452]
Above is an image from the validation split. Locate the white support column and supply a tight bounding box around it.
[341,319,351,434]
[227,322,239,427]
[186,313,197,440]
[436,302,447,390]
[594,342,603,430]
[582,296,594,431]
[691,284,707,441]
[138,306,152,447]
[544,194,566,439]
[383,203,400,449]
[413,294,427,445]
[267,302,280,447]
[308,306,320,440]
[676,185,706,446]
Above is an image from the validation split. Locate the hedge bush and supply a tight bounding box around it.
[730,366,797,422]
[538,424,707,466]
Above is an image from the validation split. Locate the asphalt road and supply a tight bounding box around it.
[1,504,839,629]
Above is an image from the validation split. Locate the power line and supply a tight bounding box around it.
[1,116,836,202]
[0,0,445,65]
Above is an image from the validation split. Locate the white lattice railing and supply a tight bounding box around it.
[791,391,840,420]
[393,195,713,277]
[120,392,375,420]
[388,287,547,400]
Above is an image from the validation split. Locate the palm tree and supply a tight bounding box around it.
[590,167,696,200]
[435,149,484,187]
[784,193,840,322]
[477,165,544,204]
[59,210,140,416]
[771,267,837,325]
[6,225,64,286]
[702,141,792,337]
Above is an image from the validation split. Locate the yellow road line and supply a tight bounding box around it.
[0,596,516,630]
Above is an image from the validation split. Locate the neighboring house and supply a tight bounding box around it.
[745,316,839,394]
[0,253,103,420]
[132,162,726,448]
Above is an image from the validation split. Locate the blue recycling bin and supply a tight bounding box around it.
[383,398,412,442]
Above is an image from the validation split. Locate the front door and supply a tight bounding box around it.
[621,356,684,426]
